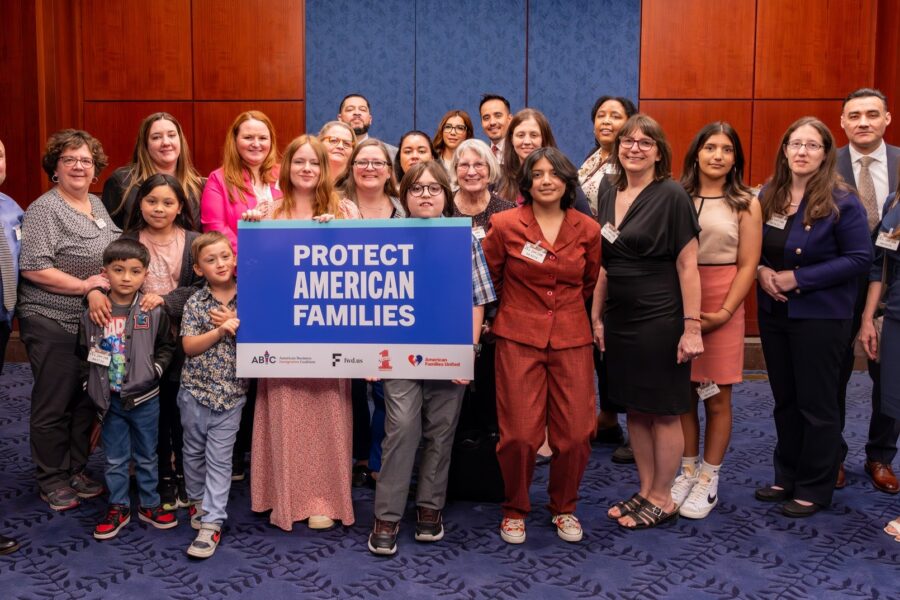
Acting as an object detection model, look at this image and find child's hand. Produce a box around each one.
[210,306,237,326]
[140,293,165,312]
[87,289,112,326]
[218,318,240,338]
[313,213,335,223]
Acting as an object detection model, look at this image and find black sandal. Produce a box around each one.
[607,493,646,520]
[618,498,678,530]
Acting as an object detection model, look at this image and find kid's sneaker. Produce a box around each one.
[671,470,699,507]
[138,505,178,529]
[94,505,131,540]
[187,523,221,559]
[679,474,719,519]
[189,502,206,530]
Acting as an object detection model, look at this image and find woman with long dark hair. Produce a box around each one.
[671,122,762,519]
[754,117,871,517]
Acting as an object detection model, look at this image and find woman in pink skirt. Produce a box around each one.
[672,123,762,519]
[245,135,360,530]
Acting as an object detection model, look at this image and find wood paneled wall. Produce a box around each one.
[640,0,891,335]
[4,0,305,207]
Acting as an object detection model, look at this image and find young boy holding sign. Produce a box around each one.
[78,239,177,540]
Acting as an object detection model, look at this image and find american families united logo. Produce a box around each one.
[408,354,423,366]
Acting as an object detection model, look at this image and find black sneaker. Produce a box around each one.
[611,442,635,464]
[367,518,399,556]
[69,472,104,499]
[159,477,178,511]
[94,505,131,540]
[415,507,444,542]
[40,486,81,511]
[352,464,373,488]
[231,455,246,482]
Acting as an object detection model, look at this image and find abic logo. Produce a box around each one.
[251,351,277,364]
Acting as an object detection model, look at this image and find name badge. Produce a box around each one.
[95,219,107,230]
[876,230,900,251]
[766,214,788,229]
[472,226,486,240]
[14,225,21,240]
[698,380,720,400]
[87,347,112,367]
[521,241,547,263]
[601,222,620,243]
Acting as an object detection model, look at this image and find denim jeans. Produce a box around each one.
[178,387,245,524]
[102,394,160,507]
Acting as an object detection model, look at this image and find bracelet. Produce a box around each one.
[683,316,701,322]
[720,306,733,316]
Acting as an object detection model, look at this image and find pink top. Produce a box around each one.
[200,166,282,252]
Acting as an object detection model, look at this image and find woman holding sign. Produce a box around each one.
[367,161,496,556]
[481,147,601,545]
[245,135,361,531]
[592,115,702,530]
[754,117,871,517]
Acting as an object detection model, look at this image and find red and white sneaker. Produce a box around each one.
[94,505,131,540]
[500,517,526,544]
[551,513,583,542]
[187,523,221,559]
[138,505,178,529]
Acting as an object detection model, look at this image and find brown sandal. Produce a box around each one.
[607,493,646,520]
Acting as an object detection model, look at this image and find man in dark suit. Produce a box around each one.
[836,88,900,494]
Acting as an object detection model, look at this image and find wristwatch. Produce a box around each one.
[473,343,482,356]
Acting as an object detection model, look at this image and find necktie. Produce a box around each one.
[491,144,500,158]
[0,222,16,313]
[857,155,879,230]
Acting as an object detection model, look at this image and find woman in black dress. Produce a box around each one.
[591,114,703,529]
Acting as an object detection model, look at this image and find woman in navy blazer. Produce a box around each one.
[755,117,872,517]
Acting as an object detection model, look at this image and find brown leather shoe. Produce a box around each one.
[865,461,900,494]
[834,463,846,489]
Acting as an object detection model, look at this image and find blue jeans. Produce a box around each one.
[102,394,160,507]
[177,387,245,524]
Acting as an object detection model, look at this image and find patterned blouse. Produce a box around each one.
[180,284,248,411]
[578,148,617,215]
[451,191,516,232]
[17,189,121,333]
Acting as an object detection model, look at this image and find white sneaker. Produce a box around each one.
[308,515,335,529]
[680,475,719,519]
[551,513,583,542]
[500,517,526,544]
[187,523,221,559]
[671,471,699,507]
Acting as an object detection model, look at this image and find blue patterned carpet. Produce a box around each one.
[0,362,897,599]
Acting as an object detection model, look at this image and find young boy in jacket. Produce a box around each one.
[78,239,177,539]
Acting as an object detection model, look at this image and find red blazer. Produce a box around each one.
[482,205,601,349]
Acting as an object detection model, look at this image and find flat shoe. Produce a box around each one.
[308,515,335,529]
[607,493,646,520]
[755,485,788,502]
[883,517,900,538]
[619,498,678,530]
[781,500,820,518]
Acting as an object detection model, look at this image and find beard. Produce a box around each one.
[353,124,370,136]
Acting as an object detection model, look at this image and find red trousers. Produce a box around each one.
[495,338,595,518]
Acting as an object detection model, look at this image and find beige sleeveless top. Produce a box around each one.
[693,196,740,265]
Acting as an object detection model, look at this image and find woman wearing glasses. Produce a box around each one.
[317,121,357,183]
[368,161,495,556]
[754,117,871,517]
[394,130,438,183]
[336,138,403,490]
[433,110,474,188]
[18,130,120,511]
[592,115,702,529]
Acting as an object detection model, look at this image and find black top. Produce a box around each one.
[102,166,205,230]
[451,191,516,230]
[761,213,796,273]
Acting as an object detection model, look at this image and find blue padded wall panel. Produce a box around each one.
[305,0,415,145]
[414,0,526,144]
[526,0,640,163]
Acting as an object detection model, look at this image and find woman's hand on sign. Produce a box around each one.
[242,209,264,222]
[313,213,335,223]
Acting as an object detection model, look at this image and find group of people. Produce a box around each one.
[0,86,898,560]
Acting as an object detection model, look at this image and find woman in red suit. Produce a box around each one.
[482,147,601,545]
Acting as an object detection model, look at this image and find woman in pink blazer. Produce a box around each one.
[201,110,282,253]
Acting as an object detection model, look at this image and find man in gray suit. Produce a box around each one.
[836,88,900,494]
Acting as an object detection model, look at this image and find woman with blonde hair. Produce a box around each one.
[246,135,360,530]
[318,120,357,183]
[102,112,205,229]
[201,110,281,253]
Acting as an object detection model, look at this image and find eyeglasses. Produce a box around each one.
[457,162,487,172]
[409,183,443,197]
[324,136,352,150]
[619,138,656,151]
[353,159,388,170]
[59,156,95,167]
[443,124,468,134]
[785,141,823,152]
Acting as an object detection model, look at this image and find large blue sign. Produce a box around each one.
[236,218,474,379]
